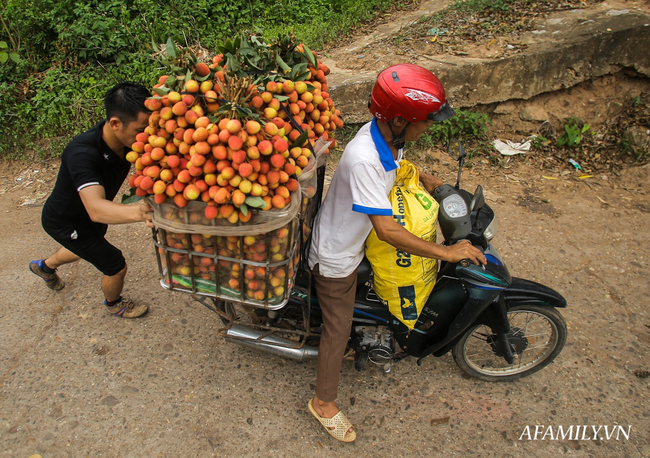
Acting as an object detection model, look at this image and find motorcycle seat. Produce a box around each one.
[356,257,373,287]
[294,257,373,293]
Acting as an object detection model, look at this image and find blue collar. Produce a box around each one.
[370,118,400,171]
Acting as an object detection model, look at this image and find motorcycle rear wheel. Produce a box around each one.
[215,300,237,326]
[452,305,567,382]
[214,300,309,333]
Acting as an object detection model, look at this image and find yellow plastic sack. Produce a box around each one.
[365,160,439,330]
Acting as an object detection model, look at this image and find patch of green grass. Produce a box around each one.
[450,0,518,14]
[266,0,402,49]
[415,109,489,148]
[408,109,491,165]
[557,117,590,148]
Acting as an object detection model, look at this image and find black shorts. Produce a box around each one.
[42,219,126,276]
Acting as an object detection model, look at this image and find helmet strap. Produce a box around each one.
[388,119,409,150]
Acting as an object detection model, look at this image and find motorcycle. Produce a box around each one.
[202,138,568,382]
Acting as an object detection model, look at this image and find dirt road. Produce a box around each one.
[1,153,648,457]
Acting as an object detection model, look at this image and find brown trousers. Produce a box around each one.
[311,264,358,402]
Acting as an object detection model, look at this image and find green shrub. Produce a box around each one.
[0,0,406,158]
[265,0,397,49]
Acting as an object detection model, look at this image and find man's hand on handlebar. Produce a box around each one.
[419,172,444,195]
[444,240,487,266]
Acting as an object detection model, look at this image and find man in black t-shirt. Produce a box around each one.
[30,82,154,318]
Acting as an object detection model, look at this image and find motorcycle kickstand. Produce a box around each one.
[392,352,409,364]
[383,352,410,373]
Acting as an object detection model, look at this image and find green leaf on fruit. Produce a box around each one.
[290,129,309,149]
[153,86,170,96]
[275,55,292,73]
[235,106,255,118]
[215,103,232,114]
[305,83,316,92]
[195,73,210,82]
[243,58,262,72]
[295,71,312,82]
[226,55,241,72]
[245,196,265,208]
[121,188,143,204]
[240,203,248,217]
[274,95,289,102]
[238,46,256,56]
[223,39,235,54]
[290,63,308,80]
[301,43,318,68]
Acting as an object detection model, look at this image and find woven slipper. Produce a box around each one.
[308,399,356,443]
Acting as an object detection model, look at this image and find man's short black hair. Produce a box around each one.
[104,82,151,125]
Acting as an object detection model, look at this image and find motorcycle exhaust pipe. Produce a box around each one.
[224,324,319,361]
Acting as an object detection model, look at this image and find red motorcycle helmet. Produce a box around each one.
[368,63,454,123]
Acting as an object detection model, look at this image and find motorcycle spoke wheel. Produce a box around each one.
[215,300,238,326]
[452,305,567,382]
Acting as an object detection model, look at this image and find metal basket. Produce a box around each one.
[150,190,302,310]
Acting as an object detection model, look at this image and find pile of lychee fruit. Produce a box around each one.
[125,44,342,226]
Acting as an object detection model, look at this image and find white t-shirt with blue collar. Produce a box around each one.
[308,119,402,278]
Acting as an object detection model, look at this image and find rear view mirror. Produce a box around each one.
[449,137,467,189]
[470,185,485,212]
[448,137,466,162]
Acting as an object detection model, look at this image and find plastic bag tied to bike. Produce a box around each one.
[365,160,440,330]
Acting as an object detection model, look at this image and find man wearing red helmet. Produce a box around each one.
[307,63,486,442]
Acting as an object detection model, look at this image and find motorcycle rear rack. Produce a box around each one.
[194,282,317,351]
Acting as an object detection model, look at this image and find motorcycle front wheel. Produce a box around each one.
[452,305,567,382]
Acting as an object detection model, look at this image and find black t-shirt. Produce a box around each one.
[42,121,131,234]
